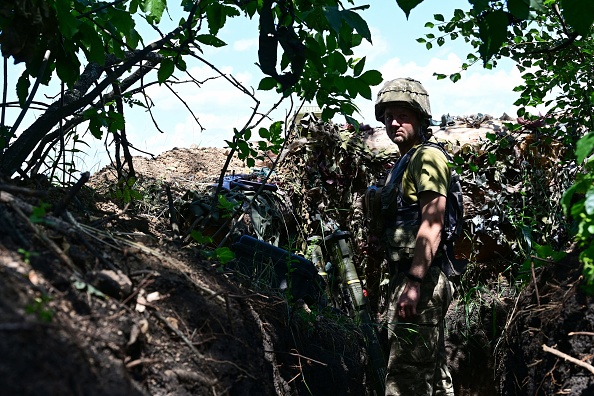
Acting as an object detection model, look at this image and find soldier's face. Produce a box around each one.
[384,104,421,148]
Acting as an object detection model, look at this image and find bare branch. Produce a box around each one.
[164,81,204,132]
[1,20,190,176]
[20,57,162,176]
[542,344,594,375]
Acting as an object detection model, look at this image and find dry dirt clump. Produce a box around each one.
[0,143,372,396]
[88,146,252,189]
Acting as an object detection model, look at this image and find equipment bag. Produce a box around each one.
[382,141,467,277]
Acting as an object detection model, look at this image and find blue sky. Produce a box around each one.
[6,0,525,173]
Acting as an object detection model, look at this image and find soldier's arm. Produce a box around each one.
[396,191,445,319]
[409,190,446,280]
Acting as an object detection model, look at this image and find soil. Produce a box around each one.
[1,141,593,396]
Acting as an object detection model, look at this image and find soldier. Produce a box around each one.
[374,78,455,395]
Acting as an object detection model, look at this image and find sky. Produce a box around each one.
[5,0,526,174]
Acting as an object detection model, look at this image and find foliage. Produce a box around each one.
[72,276,107,298]
[191,229,235,265]
[396,0,594,291]
[453,130,573,264]
[25,293,54,322]
[17,247,39,264]
[0,0,382,182]
[29,202,51,224]
[561,131,594,292]
[110,177,143,203]
[217,194,239,219]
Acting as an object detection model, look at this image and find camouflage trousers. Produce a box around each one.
[385,265,454,396]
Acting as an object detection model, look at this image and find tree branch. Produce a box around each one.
[542,344,594,375]
[1,21,186,176]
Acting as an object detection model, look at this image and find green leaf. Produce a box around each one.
[359,69,383,86]
[357,80,372,99]
[469,0,490,12]
[143,0,167,24]
[327,52,348,74]
[508,0,530,20]
[54,0,80,39]
[190,230,213,244]
[196,34,227,48]
[107,110,125,133]
[529,0,546,12]
[259,127,271,139]
[78,23,105,65]
[16,72,31,108]
[343,114,359,129]
[533,243,567,262]
[323,6,344,33]
[158,58,175,83]
[237,140,249,157]
[478,10,509,64]
[326,34,337,52]
[55,50,81,87]
[258,77,278,91]
[343,10,372,43]
[215,247,235,264]
[434,14,445,22]
[206,2,226,35]
[454,8,466,20]
[88,113,106,139]
[449,72,461,83]
[395,0,425,19]
[434,73,447,80]
[561,0,594,36]
[245,0,258,17]
[129,0,140,13]
[176,58,187,71]
[353,57,366,77]
[576,132,594,164]
[107,7,135,37]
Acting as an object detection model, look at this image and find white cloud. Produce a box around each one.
[233,38,259,52]
[357,26,389,64]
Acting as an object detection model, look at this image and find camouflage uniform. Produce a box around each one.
[373,78,455,395]
[385,265,454,395]
[381,148,455,395]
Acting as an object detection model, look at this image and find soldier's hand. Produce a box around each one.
[397,281,420,320]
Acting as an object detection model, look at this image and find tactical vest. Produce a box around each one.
[375,141,467,277]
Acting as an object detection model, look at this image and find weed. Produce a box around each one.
[17,248,39,264]
[25,294,54,323]
[29,203,50,224]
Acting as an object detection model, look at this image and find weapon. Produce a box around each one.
[230,231,386,395]
[319,230,386,396]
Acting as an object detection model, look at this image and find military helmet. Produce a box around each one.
[374,77,432,123]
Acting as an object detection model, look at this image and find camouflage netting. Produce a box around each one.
[272,113,577,394]
[275,114,399,313]
[275,113,575,299]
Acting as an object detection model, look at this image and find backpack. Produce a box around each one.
[383,141,467,277]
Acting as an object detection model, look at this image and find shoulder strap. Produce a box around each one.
[422,141,452,161]
[385,146,420,186]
